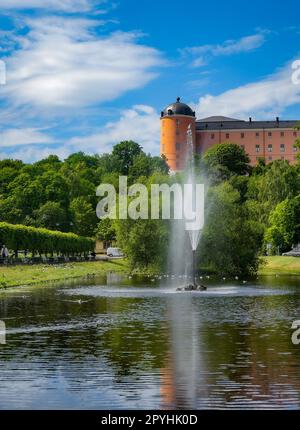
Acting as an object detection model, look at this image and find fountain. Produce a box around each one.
[169,124,205,291]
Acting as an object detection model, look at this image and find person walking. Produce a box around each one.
[0,245,9,262]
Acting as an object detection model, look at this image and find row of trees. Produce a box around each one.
[0,222,95,256]
[1,135,300,275]
[0,141,169,238]
[100,139,300,276]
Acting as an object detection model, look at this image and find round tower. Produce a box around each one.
[160,97,196,171]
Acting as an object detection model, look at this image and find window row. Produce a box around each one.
[210,131,298,139]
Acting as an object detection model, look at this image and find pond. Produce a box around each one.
[0,274,300,409]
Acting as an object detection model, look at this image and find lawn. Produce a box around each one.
[259,256,300,275]
[0,259,129,289]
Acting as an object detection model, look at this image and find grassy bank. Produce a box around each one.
[259,256,300,275]
[0,259,129,289]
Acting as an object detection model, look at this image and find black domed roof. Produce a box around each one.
[161,97,195,117]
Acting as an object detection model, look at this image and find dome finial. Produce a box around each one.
[176,97,180,103]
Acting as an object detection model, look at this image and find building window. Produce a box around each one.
[293,131,297,137]
[293,146,298,152]
[268,132,272,137]
[256,144,260,152]
[268,144,273,152]
[176,143,181,150]
[241,133,245,139]
[211,133,215,139]
[280,131,285,137]
[280,143,285,152]
[256,132,260,138]
[226,133,230,139]
[268,156,272,161]
[176,119,180,126]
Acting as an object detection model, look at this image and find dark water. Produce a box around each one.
[1,274,300,409]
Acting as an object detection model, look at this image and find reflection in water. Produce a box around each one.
[0,275,300,409]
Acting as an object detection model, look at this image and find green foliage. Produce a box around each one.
[202,142,251,181]
[247,160,300,225]
[34,202,68,231]
[70,197,98,237]
[199,182,263,276]
[112,141,143,175]
[96,218,116,242]
[0,222,94,255]
[264,196,300,252]
[115,217,169,272]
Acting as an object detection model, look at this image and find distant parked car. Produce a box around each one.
[106,247,124,257]
[282,245,300,257]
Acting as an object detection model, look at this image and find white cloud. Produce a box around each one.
[67,104,160,154]
[0,145,70,163]
[2,17,164,108]
[0,105,160,162]
[0,0,94,12]
[0,127,53,147]
[182,32,266,67]
[193,61,300,119]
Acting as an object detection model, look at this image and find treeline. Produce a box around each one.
[107,140,300,276]
[0,222,95,256]
[0,141,169,238]
[1,137,300,275]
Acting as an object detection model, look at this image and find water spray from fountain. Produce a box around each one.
[169,124,205,291]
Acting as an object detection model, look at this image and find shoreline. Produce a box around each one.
[0,259,129,289]
[1,256,300,290]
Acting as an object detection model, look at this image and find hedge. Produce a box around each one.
[0,222,95,256]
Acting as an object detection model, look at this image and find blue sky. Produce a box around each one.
[1,0,300,161]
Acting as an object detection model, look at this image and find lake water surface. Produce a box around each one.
[1,274,300,409]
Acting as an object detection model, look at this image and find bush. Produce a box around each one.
[0,222,95,256]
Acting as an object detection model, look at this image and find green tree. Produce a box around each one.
[202,142,251,181]
[70,197,97,237]
[247,160,299,225]
[264,196,300,252]
[112,141,143,175]
[115,218,168,272]
[96,218,116,242]
[34,202,69,231]
[199,182,263,276]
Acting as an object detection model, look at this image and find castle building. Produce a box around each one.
[160,98,300,171]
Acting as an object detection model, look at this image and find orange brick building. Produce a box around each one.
[160,98,300,171]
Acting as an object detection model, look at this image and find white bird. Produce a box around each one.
[63,299,91,304]
[235,276,239,280]
[243,280,247,284]
[222,277,226,281]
